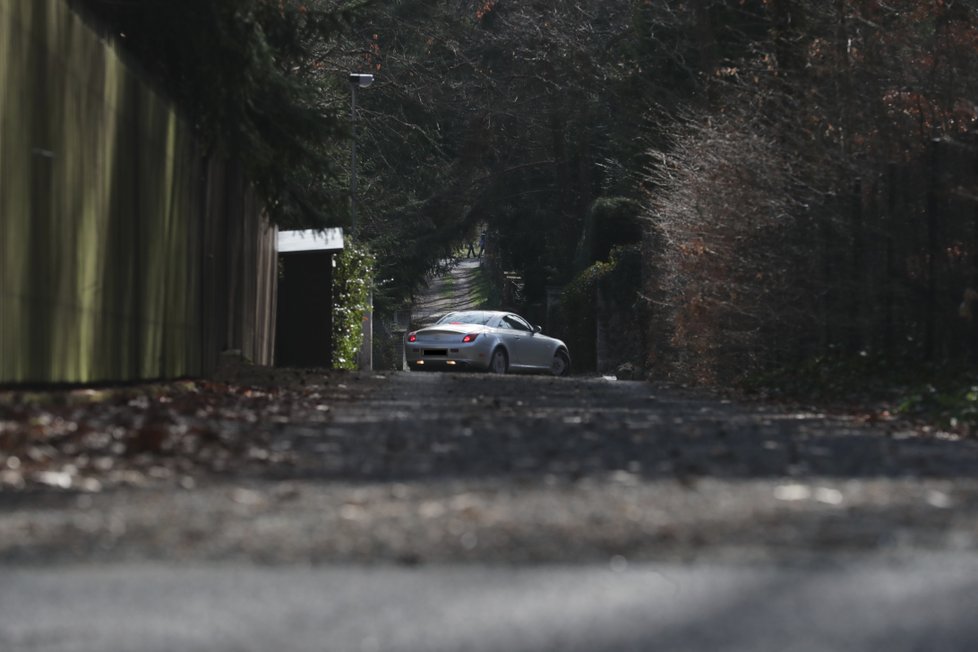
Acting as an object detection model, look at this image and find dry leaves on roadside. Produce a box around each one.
[0,379,337,493]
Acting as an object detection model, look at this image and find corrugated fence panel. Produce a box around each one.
[255,216,278,366]
[0,0,276,384]
[0,0,30,381]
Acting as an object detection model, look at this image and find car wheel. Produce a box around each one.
[489,348,508,374]
[550,350,570,377]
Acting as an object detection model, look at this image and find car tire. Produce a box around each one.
[550,350,570,377]
[489,348,508,374]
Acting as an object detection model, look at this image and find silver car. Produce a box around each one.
[404,310,571,376]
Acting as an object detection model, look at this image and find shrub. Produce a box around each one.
[333,241,375,370]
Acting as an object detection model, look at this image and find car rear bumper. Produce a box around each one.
[404,343,491,371]
[407,359,484,371]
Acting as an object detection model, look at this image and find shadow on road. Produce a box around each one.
[266,372,978,485]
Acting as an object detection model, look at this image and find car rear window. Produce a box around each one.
[436,311,493,326]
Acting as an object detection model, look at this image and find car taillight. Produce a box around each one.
[407,333,417,343]
[462,333,479,343]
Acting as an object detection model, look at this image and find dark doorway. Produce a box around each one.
[275,251,334,368]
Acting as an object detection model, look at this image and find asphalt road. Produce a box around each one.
[3,557,978,652]
[3,370,978,650]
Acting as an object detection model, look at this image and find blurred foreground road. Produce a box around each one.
[4,558,978,652]
[2,370,978,650]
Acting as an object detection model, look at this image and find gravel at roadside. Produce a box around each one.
[2,370,977,565]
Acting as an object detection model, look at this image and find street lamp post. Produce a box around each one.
[349,73,374,233]
[349,73,374,371]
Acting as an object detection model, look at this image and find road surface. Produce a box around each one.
[3,557,978,652]
[2,371,978,650]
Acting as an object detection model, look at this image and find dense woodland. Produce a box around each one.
[76,0,978,387]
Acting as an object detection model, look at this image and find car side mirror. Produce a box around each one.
[533,325,542,334]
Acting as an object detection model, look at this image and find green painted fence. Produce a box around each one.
[0,0,276,384]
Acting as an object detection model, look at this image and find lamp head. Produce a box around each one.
[349,73,375,88]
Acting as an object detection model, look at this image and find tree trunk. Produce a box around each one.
[925,139,941,361]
